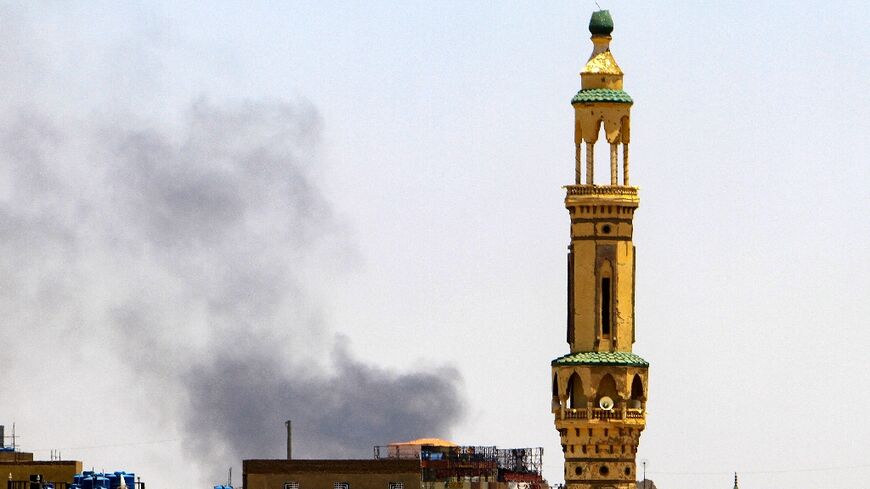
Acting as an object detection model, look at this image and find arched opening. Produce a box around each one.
[578,118,604,185]
[552,374,561,412]
[567,373,586,409]
[629,374,644,409]
[620,115,631,186]
[630,375,644,400]
[596,374,619,407]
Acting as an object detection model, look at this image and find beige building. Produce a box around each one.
[244,459,421,489]
[550,10,649,489]
[0,450,82,489]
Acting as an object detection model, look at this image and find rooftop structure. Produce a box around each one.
[244,439,546,489]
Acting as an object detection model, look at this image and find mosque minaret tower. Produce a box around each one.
[551,10,649,489]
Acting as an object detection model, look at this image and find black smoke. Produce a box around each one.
[0,98,464,477]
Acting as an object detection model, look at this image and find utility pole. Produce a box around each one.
[285,420,292,460]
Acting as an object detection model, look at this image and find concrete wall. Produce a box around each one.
[0,460,82,484]
[243,460,422,489]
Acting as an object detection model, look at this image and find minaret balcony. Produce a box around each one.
[564,185,639,216]
[564,185,639,209]
[565,185,637,197]
[557,406,645,423]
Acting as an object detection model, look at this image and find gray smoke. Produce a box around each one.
[0,98,464,477]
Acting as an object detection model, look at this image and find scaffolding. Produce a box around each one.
[496,447,543,477]
[373,444,543,483]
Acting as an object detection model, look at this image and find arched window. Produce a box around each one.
[567,373,586,409]
[552,374,559,399]
[629,375,645,408]
[596,374,619,406]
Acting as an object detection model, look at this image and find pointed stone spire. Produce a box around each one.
[733,472,739,489]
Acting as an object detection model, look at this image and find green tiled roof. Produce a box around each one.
[552,351,649,367]
[571,89,633,105]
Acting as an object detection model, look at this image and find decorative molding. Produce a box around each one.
[565,185,638,196]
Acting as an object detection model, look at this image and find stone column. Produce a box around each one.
[575,144,583,184]
[585,141,594,185]
[610,143,618,185]
[623,143,630,186]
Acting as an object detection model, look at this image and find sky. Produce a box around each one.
[0,1,868,489]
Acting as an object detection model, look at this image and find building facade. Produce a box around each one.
[243,441,545,489]
[0,450,82,489]
[550,10,649,489]
[243,459,422,489]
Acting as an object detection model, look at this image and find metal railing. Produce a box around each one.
[8,481,69,489]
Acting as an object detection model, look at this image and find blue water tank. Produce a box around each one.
[123,475,135,488]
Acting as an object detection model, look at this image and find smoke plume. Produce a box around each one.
[0,14,465,481]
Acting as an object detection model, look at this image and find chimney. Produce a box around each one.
[0,425,4,448]
[285,420,292,460]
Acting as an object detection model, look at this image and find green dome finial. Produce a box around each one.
[589,10,614,36]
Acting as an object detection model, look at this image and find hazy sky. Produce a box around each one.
[1,2,868,489]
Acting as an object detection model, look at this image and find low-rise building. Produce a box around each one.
[244,439,547,489]
[1,448,82,489]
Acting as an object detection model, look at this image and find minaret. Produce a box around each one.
[551,10,649,489]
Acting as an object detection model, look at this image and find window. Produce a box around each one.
[284,483,299,489]
[601,277,612,335]
[567,250,575,344]
[389,483,404,489]
[334,483,349,489]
